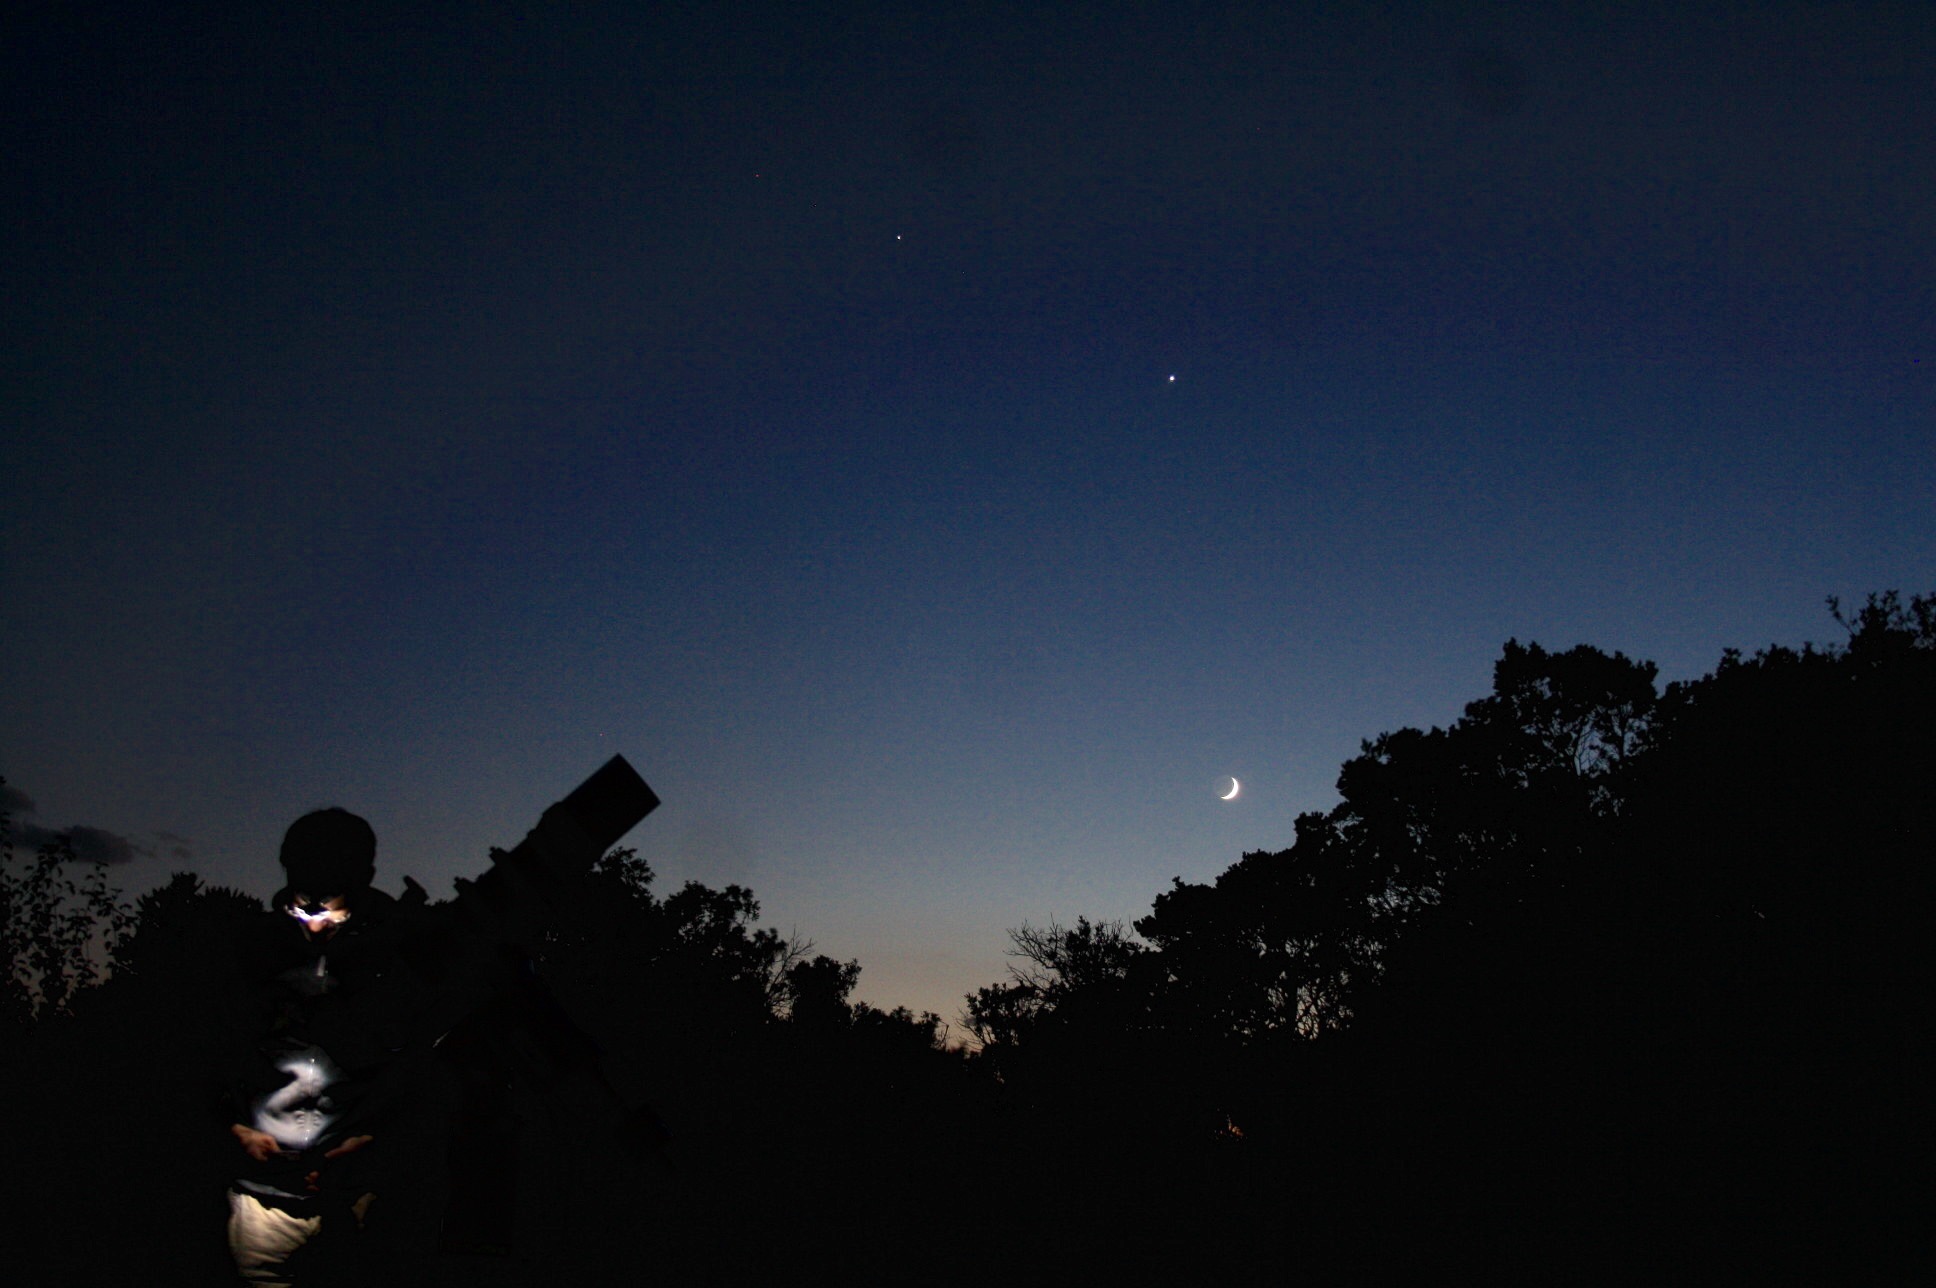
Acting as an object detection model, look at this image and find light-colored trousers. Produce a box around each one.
[227,1189,374,1287]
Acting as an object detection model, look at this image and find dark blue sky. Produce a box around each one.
[5,1,1931,1025]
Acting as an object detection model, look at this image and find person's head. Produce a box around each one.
[278,807,375,939]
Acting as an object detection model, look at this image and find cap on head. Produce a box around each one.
[279,807,377,897]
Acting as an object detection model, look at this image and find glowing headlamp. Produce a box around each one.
[287,903,350,929]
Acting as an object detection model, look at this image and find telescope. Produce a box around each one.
[453,754,660,946]
[385,754,659,1014]
[413,755,666,1252]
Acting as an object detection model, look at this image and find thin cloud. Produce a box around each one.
[3,785,147,866]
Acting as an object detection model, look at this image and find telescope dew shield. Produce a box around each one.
[555,756,661,856]
[527,755,661,881]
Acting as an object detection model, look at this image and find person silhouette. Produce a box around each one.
[226,807,409,1286]
[223,759,664,1284]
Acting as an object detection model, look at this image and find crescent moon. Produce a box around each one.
[1220,777,1240,801]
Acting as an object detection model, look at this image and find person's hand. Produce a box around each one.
[322,1134,374,1160]
[230,1124,282,1162]
[304,1134,374,1193]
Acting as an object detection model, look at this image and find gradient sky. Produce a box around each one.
[5,1,1931,1028]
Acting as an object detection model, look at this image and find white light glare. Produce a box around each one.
[287,905,349,928]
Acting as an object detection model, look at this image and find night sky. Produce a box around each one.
[5,1,1931,1027]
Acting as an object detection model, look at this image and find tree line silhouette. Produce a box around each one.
[4,592,1928,1280]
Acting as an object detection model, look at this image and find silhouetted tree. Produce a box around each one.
[3,864,256,1281]
[782,953,863,1029]
[961,917,1145,1052]
[847,1001,947,1054]
[1125,642,1660,1049]
[960,978,1043,1051]
[533,847,798,1048]
[110,870,264,987]
[0,779,133,1030]
[959,596,1933,1277]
